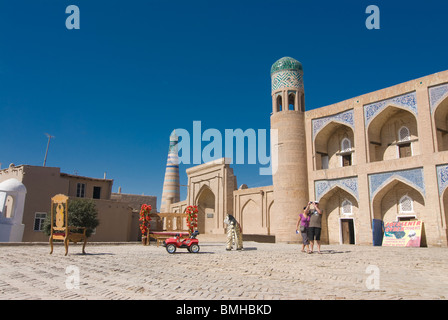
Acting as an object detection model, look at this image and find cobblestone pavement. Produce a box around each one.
[0,242,447,300]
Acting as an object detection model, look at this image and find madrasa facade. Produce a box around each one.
[160,57,448,247]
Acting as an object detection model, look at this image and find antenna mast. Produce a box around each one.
[43,133,55,167]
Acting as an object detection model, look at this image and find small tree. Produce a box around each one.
[43,198,100,238]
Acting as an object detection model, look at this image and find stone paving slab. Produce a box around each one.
[0,242,447,300]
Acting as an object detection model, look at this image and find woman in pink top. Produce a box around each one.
[296,206,311,253]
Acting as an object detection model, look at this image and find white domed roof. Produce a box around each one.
[0,178,27,193]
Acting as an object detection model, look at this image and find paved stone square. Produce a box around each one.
[0,242,447,300]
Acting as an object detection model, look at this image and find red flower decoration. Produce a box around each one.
[139,204,152,237]
[185,205,198,235]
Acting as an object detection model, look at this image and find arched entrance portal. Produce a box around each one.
[196,186,215,234]
[318,186,359,245]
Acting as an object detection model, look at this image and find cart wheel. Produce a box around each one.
[189,244,200,253]
[166,244,176,254]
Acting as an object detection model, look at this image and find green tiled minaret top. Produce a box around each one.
[270,57,303,75]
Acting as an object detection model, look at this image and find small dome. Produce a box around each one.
[0,178,27,193]
[270,57,303,75]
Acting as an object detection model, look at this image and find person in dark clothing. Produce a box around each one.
[306,201,322,254]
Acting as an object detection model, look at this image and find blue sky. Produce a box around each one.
[1,0,447,210]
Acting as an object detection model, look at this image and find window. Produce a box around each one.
[341,138,351,152]
[342,155,352,167]
[321,155,329,169]
[288,93,295,110]
[398,126,410,142]
[76,183,86,198]
[342,199,352,215]
[34,212,47,231]
[93,186,101,199]
[5,195,14,218]
[301,94,305,112]
[398,126,412,158]
[340,138,352,167]
[398,143,412,158]
[399,195,413,213]
[276,95,283,112]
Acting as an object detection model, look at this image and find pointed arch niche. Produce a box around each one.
[432,93,448,152]
[371,179,425,223]
[241,199,261,234]
[312,109,355,171]
[314,121,355,170]
[365,91,419,163]
[195,185,216,234]
[317,186,359,245]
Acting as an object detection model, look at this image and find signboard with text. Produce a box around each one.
[382,220,423,247]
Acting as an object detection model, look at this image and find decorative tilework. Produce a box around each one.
[368,168,425,201]
[161,131,180,212]
[429,83,448,113]
[312,109,354,140]
[436,164,448,195]
[364,91,417,126]
[271,70,303,92]
[270,57,303,75]
[315,177,359,202]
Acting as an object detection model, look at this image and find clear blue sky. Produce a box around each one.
[1,0,447,210]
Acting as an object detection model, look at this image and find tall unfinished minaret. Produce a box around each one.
[160,130,180,213]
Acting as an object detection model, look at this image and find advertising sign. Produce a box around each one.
[382,220,422,247]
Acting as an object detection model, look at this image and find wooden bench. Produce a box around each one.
[146,213,190,246]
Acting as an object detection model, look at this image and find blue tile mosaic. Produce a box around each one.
[368,167,425,201]
[312,109,354,140]
[429,83,448,113]
[364,91,417,126]
[436,164,448,195]
[271,70,303,92]
[315,177,358,202]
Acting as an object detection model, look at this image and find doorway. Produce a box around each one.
[398,143,412,158]
[340,218,355,244]
[196,187,215,234]
[397,215,417,222]
[342,154,352,167]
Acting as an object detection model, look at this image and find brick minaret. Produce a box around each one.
[270,57,309,243]
[160,130,180,213]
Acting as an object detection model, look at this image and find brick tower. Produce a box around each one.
[270,57,309,243]
[160,130,180,213]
